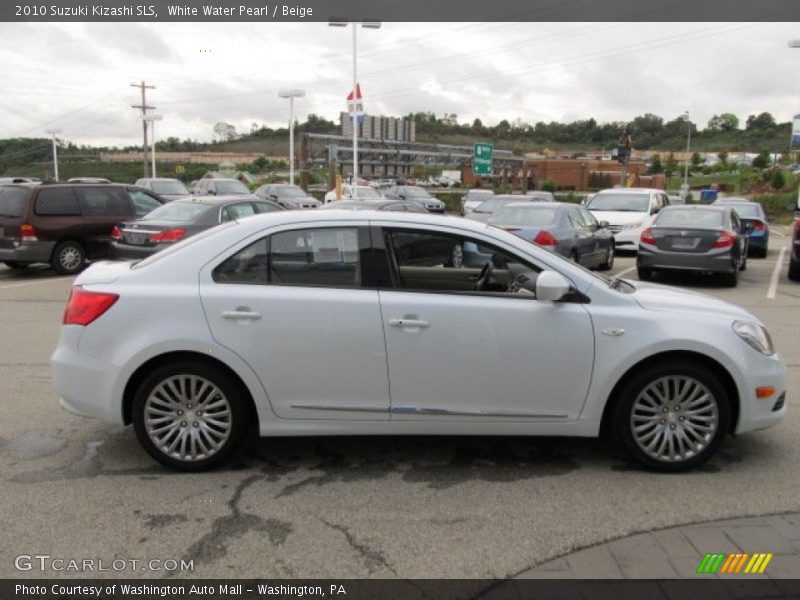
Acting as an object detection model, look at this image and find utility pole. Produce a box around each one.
[145,114,163,178]
[131,81,155,179]
[44,129,62,181]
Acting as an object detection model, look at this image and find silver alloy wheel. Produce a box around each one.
[144,374,232,462]
[59,246,82,271]
[630,375,719,463]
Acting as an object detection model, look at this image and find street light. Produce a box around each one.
[144,114,163,178]
[44,129,62,182]
[329,20,381,199]
[683,111,692,194]
[278,89,306,186]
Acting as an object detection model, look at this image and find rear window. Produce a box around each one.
[0,187,29,218]
[490,206,559,227]
[34,188,81,216]
[656,208,725,227]
[728,204,761,218]
[142,201,212,222]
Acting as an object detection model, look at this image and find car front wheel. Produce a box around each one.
[132,362,247,471]
[611,361,731,472]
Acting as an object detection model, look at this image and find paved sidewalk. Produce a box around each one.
[517,513,800,579]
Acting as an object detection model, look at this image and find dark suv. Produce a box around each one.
[0,183,164,274]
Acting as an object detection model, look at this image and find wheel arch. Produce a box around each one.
[122,350,258,427]
[599,350,740,439]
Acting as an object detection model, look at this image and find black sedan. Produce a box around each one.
[110,195,284,260]
[636,205,748,286]
[254,183,320,209]
[383,186,446,213]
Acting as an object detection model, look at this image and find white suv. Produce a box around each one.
[586,188,670,251]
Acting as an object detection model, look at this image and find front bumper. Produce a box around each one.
[637,244,737,274]
[0,240,55,264]
[735,352,786,434]
[610,226,645,249]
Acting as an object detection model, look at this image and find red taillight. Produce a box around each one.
[533,230,558,246]
[151,228,186,243]
[63,287,119,326]
[20,224,37,242]
[640,228,656,245]
[751,220,766,232]
[110,226,122,241]
[713,231,735,248]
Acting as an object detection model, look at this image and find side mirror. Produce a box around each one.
[535,271,571,302]
[597,220,609,229]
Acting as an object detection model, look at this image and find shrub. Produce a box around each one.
[771,170,786,190]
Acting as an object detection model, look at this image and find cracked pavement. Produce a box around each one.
[0,239,798,579]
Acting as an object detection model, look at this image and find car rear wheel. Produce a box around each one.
[739,253,747,272]
[611,361,730,472]
[132,362,247,471]
[51,240,86,275]
[599,242,615,271]
[722,266,738,287]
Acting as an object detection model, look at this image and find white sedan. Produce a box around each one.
[51,211,786,472]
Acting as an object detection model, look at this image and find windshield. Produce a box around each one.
[141,201,211,222]
[151,181,189,195]
[402,187,432,199]
[215,180,249,194]
[587,193,650,212]
[133,221,237,269]
[275,185,308,198]
[655,208,725,227]
[489,206,559,227]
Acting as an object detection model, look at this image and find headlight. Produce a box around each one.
[733,321,775,355]
[623,221,644,230]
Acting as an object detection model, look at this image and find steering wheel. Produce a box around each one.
[474,261,494,291]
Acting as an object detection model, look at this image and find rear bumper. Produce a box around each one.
[747,231,768,250]
[0,241,55,264]
[637,244,736,273]
[109,241,161,260]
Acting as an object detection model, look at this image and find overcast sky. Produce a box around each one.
[1,21,799,147]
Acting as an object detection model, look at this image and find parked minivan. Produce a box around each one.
[0,182,164,274]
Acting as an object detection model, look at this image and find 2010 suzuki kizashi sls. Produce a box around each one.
[51,211,786,471]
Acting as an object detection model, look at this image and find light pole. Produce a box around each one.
[278,89,305,186]
[683,111,692,193]
[329,20,381,199]
[44,129,62,181]
[145,114,162,178]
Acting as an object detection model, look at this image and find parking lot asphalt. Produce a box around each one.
[0,226,798,581]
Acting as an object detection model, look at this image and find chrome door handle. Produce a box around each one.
[222,310,262,320]
[389,318,430,328]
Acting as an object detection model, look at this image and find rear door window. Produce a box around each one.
[76,187,132,217]
[34,188,81,216]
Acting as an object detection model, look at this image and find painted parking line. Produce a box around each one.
[767,246,788,300]
[615,265,637,278]
[0,276,73,290]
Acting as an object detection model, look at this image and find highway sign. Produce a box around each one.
[473,142,493,175]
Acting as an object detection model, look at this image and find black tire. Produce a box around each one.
[789,258,800,282]
[755,247,768,259]
[51,240,86,275]
[739,253,747,272]
[132,362,249,471]
[637,266,653,281]
[3,261,27,270]
[571,250,580,265]
[611,360,731,472]
[599,242,615,271]
[722,267,738,287]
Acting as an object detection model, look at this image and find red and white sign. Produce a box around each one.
[346,84,364,116]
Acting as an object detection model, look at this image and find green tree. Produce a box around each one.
[691,152,703,168]
[717,151,728,167]
[771,170,786,190]
[648,153,663,174]
[664,153,679,177]
[752,151,771,169]
[746,112,776,130]
[707,113,739,132]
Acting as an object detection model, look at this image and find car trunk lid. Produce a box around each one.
[649,227,722,253]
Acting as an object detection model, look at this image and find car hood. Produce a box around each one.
[631,280,757,322]
[588,210,649,225]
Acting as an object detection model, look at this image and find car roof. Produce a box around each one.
[595,188,661,194]
[171,194,261,206]
[137,177,182,182]
[713,197,751,203]
[662,204,728,212]
[501,201,566,209]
